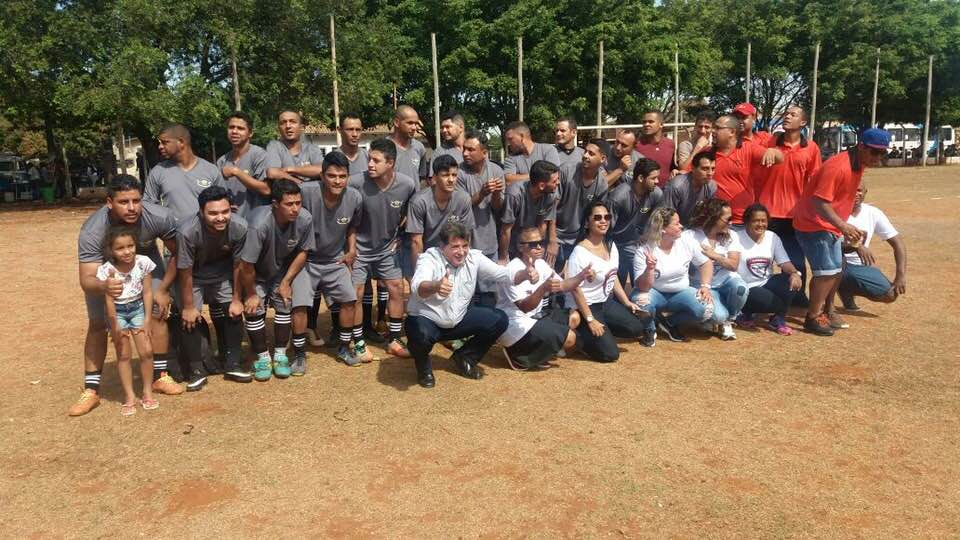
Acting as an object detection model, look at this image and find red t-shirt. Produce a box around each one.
[635,137,676,186]
[792,150,862,236]
[757,137,822,219]
[744,131,773,147]
[712,141,767,223]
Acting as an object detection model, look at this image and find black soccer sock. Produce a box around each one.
[377,288,389,323]
[292,333,307,355]
[309,289,322,331]
[352,325,366,347]
[362,280,373,328]
[339,327,353,348]
[329,303,341,334]
[244,314,268,355]
[210,303,228,363]
[84,370,102,392]
[273,312,292,350]
[388,317,403,341]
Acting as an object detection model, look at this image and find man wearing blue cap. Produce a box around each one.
[792,128,890,336]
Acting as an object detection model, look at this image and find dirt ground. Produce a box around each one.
[1,165,958,538]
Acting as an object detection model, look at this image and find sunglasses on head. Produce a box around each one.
[592,214,612,222]
[520,240,545,248]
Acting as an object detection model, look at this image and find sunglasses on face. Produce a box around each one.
[592,214,612,222]
[520,240,545,248]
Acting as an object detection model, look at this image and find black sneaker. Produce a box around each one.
[363,325,386,344]
[223,360,253,383]
[186,370,208,392]
[840,293,860,311]
[656,315,687,342]
[803,314,835,336]
[640,329,657,347]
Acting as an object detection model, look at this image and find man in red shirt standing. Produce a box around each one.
[792,128,889,336]
[733,102,772,147]
[635,111,675,186]
[712,115,782,224]
[757,105,822,305]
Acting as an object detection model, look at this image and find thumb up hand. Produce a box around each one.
[437,269,453,298]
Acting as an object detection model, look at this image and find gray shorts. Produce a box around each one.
[189,279,234,309]
[351,253,402,286]
[253,271,312,316]
[306,261,358,305]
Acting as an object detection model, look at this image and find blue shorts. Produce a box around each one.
[115,299,146,330]
[796,230,843,277]
[840,264,892,298]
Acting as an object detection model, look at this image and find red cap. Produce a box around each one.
[733,103,757,117]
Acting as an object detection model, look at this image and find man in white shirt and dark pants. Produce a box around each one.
[406,222,534,388]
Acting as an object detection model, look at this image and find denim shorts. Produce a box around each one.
[796,230,843,277]
[840,264,892,298]
[115,299,146,330]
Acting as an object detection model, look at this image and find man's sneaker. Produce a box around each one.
[735,313,756,329]
[186,370,208,392]
[503,348,527,371]
[656,315,687,342]
[720,322,737,341]
[273,353,292,378]
[353,341,373,363]
[67,389,101,417]
[840,293,860,311]
[387,338,411,358]
[224,365,253,383]
[803,313,835,336]
[253,357,273,382]
[337,345,361,367]
[828,312,850,329]
[767,314,794,336]
[640,329,657,348]
[152,373,184,395]
[291,351,307,376]
[364,325,386,344]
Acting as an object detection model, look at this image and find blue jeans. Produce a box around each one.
[405,306,508,375]
[632,287,710,331]
[710,275,749,322]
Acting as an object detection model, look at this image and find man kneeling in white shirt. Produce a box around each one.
[406,222,536,388]
[497,227,593,370]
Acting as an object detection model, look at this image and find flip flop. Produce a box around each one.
[141,398,159,410]
[120,402,137,417]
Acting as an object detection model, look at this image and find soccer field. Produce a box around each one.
[1,165,958,538]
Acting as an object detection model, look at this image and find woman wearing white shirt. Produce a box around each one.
[735,203,803,335]
[686,199,749,340]
[565,200,646,362]
[631,207,714,346]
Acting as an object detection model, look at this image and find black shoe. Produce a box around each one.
[223,361,253,383]
[363,325,386,344]
[640,329,657,347]
[803,315,835,336]
[454,355,482,380]
[186,371,208,392]
[840,294,860,311]
[417,371,436,388]
[656,315,687,342]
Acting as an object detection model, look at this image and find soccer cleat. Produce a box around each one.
[291,351,307,376]
[840,293,861,311]
[186,370,208,392]
[152,373,184,395]
[337,345,361,367]
[386,338,411,358]
[253,357,273,382]
[353,341,373,363]
[273,353,292,379]
[67,389,101,417]
[364,325,386,344]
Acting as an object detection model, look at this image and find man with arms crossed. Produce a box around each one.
[265,110,325,184]
[218,112,270,218]
[145,123,226,221]
[457,130,505,306]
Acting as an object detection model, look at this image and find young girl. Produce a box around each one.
[96,227,158,416]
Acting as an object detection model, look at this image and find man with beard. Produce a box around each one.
[604,129,644,188]
[433,111,465,164]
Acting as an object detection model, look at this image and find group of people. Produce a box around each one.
[69,102,908,416]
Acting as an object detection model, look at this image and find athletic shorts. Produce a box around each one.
[840,264,892,298]
[252,271,312,316]
[351,253,402,286]
[796,230,843,277]
[306,261,358,305]
[189,279,235,309]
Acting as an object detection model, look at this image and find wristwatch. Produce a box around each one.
[586,315,595,323]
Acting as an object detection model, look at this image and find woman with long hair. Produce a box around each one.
[686,199,749,340]
[631,207,714,346]
[563,200,646,362]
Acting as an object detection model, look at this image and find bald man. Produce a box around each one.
[145,123,226,221]
[390,105,430,184]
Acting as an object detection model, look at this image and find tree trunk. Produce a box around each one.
[42,112,64,198]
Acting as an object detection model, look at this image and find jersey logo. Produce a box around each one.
[411,158,420,166]
[390,200,403,208]
[447,215,461,223]
[747,257,771,279]
[287,238,298,248]
[337,216,350,225]
[197,178,212,188]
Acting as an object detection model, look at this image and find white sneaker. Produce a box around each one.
[720,322,737,341]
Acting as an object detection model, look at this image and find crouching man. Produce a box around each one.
[405,222,536,388]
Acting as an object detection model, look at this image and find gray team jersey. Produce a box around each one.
[332,146,369,176]
[504,142,562,176]
[663,173,717,226]
[406,189,475,250]
[176,213,248,285]
[391,137,430,181]
[502,181,558,253]
[556,163,608,245]
[608,183,665,245]
[216,144,269,218]
[77,202,177,264]
[240,205,315,281]
[348,171,417,259]
[555,144,585,170]
[432,143,464,165]
[264,139,325,174]
[457,161,505,256]
[299,183,363,264]
[604,149,645,185]
[144,159,226,221]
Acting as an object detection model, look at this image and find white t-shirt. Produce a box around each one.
[565,243,619,306]
[95,255,157,304]
[634,234,709,293]
[736,229,791,289]
[845,203,898,266]
[496,258,558,347]
[684,229,742,287]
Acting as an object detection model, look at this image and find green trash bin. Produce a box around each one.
[40,186,55,203]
